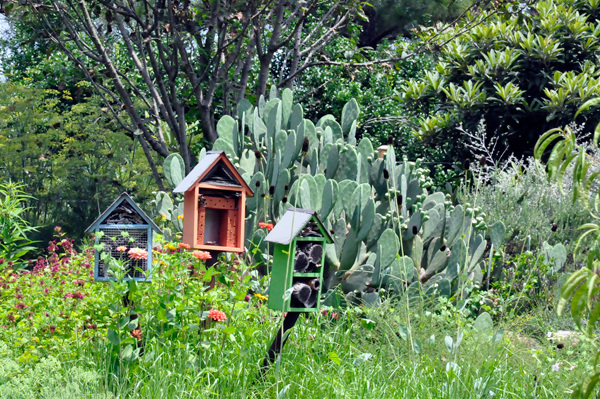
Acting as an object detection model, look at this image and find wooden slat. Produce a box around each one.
[183,188,198,248]
[196,206,206,247]
[197,183,244,192]
[193,244,244,252]
[220,210,238,247]
[203,196,236,210]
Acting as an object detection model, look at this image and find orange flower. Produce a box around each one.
[192,251,212,260]
[131,329,142,341]
[208,309,227,322]
[178,243,191,250]
[258,222,274,231]
[128,248,148,260]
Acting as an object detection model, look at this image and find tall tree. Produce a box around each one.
[3,0,360,187]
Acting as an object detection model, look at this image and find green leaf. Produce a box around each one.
[120,344,134,362]
[277,385,291,399]
[399,324,408,340]
[473,312,494,334]
[283,287,294,301]
[445,335,453,353]
[575,98,600,118]
[533,129,563,160]
[361,319,376,330]
[107,329,120,345]
[328,351,341,365]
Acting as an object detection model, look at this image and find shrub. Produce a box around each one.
[457,156,588,257]
[401,0,600,162]
[0,182,37,270]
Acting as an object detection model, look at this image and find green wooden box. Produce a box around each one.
[265,208,333,313]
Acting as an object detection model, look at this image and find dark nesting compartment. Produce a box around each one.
[294,241,323,273]
[290,276,321,308]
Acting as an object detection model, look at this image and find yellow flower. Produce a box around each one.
[254,293,267,301]
[177,215,184,220]
[161,215,166,220]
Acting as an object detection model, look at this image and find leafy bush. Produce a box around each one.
[0,182,37,271]
[457,156,588,257]
[401,0,600,162]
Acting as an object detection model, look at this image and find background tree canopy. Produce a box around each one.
[0,83,155,246]
[0,0,480,184]
[401,0,600,163]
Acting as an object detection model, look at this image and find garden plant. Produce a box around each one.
[2,0,600,396]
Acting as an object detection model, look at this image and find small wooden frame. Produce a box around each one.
[85,193,161,282]
[174,151,253,253]
[265,208,333,313]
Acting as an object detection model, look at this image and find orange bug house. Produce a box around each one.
[173,151,253,253]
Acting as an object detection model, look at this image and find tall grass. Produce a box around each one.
[1,299,587,399]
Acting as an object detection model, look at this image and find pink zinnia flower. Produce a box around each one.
[128,248,148,260]
[178,243,191,250]
[208,309,227,322]
[116,246,128,252]
[192,251,212,260]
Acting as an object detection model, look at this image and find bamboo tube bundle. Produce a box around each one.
[291,278,320,308]
[294,243,324,273]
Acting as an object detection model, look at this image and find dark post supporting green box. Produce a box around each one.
[265,208,333,313]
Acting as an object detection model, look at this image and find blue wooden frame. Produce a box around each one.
[85,193,161,283]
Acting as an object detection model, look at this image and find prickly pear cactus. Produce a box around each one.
[192,87,504,304]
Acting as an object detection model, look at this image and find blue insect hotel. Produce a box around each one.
[85,192,161,282]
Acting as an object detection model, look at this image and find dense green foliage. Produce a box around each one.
[534,104,600,398]
[295,38,433,149]
[0,82,156,243]
[0,182,37,269]
[402,0,600,162]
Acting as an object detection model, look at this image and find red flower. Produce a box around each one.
[7,313,15,323]
[208,309,227,322]
[331,312,339,320]
[258,222,274,231]
[15,302,26,310]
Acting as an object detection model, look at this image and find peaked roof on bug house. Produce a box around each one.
[173,151,254,196]
[264,208,333,245]
[85,192,162,233]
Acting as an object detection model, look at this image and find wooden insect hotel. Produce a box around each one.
[85,192,161,282]
[173,151,253,253]
[265,208,333,312]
